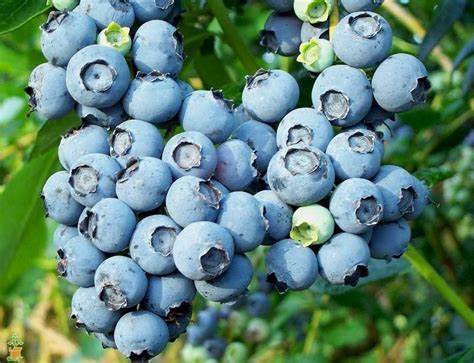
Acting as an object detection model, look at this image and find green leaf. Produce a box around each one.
[0,0,50,35]
[194,37,232,88]
[397,106,441,131]
[453,39,474,72]
[414,167,455,187]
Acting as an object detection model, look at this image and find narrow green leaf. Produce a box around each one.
[397,106,441,131]
[0,0,50,35]
[452,39,474,71]
[194,38,232,88]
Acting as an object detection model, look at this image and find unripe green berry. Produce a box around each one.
[97,22,132,55]
[223,342,249,363]
[297,38,334,73]
[51,0,79,11]
[290,204,335,246]
[244,318,269,343]
[294,0,335,24]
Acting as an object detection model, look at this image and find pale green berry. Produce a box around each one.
[182,344,214,363]
[290,204,335,246]
[97,22,132,55]
[223,342,249,363]
[297,38,334,73]
[51,0,79,11]
[294,0,335,24]
[244,318,270,343]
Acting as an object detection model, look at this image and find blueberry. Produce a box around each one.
[94,331,117,349]
[232,104,252,130]
[215,140,258,191]
[246,292,270,317]
[210,178,230,196]
[217,191,268,253]
[196,308,220,337]
[332,12,392,69]
[166,176,222,227]
[203,338,227,360]
[260,12,302,56]
[94,256,148,310]
[300,21,329,42]
[405,176,429,220]
[52,0,79,11]
[116,157,172,212]
[132,20,184,75]
[66,45,130,108]
[167,309,191,342]
[114,311,169,360]
[359,102,396,141]
[57,235,106,287]
[233,120,278,174]
[130,215,181,275]
[129,0,175,23]
[341,0,384,13]
[290,204,334,245]
[372,53,430,113]
[265,0,293,12]
[187,325,210,346]
[242,69,300,124]
[180,90,235,143]
[294,0,335,24]
[40,11,97,67]
[78,198,137,253]
[177,79,194,98]
[267,145,335,206]
[75,0,135,29]
[195,254,253,303]
[68,153,122,207]
[254,190,293,242]
[71,287,122,333]
[53,224,78,250]
[312,65,373,127]
[58,125,109,170]
[26,63,75,120]
[122,71,182,124]
[297,38,334,73]
[329,178,384,234]
[370,218,411,261]
[276,107,334,151]
[97,22,132,55]
[359,227,373,243]
[162,131,217,180]
[76,103,127,128]
[317,232,370,286]
[265,239,318,292]
[143,272,196,320]
[326,128,383,180]
[173,221,235,281]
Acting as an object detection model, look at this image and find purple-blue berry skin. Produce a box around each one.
[210,178,229,196]
[76,103,127,128]
[370,218,411,261]
[187,325,209,346]
[233,120,278,174]
[215,140,258,191]
[267,145,335,206]
[129,0,175,22]
[58,125,109,170]
[114,311,169,360]
[233,104,252,131]
[332,12,392,69]
[26,63,75,120]
[265,239,318,292]
[196,308,220,337]
[162,131,217,180]
[246,292,270,317]
[177,79,194,98]
[116,157,172,212]
[204,338,227,360]
[57,235,106,287]
[165,176,222,227]
[276,108,334,152]
[405,176,429,220]
[300,21,329,42]
[66,45,130,108]
[260,12,302,56]
[254,190,293,242]
[341,0,384,13]
[326,128,383,180]
[180,90,235,144]
[53,224,78,250]
[94,332,117,349]
[243,69,300,124]
[142,272,196,318]
[40,11,97,67]
[68,153,122,207]
[130,215,181,275]
[78,198,137,253]
[71,287,122,333]
[74,0,135,29]
[317,233,370,286]
[42,171,84,226]
[329,178,384,234]
[167,309,191,342]
[195,254,253,303]
[312,65,373,127]
[217,191,268,253]
[266,0,293,12]
[132,20,184,75]
[122,71,182,124]
[94,256,148,310]
[359,227,373,243]
[372,53,430,113]
[173,222,235,281]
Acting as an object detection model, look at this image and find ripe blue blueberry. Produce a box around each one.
[74,0,135,29]
[195,254,253,303]
[210,178,229,196]
[370,218,411,261]
[317,232,370,286]
[260,12,303,56]
[78,198,137,253]
[203,338,227,360]
[40,11,97,67]
[180,90,235,143]
[265,239,318,292]
[53,224,78,250]
[186,325,209,346]
[242,69,300,124]
[76,103,127,128]
[359,102,396,141]
[129,0,175,22]
[266,0,293,12]
[66,45,130,108]
[167,309,191,342]
[329,178,384,234]
[300,21,329,42]
[94,256,148,310]
[246,292,270,317]
[217,191,268,253]
[177,79,194,98]
[232,104,252,131]
[94,332,117,349]
[405,176,429,220]
[312,65,373,127]
[341,0,384,13]
[267,145,335,206]
[196,308,220,337]
[122,71,182,124]
[116,157,172,212]
[254,190,293,242]
[173,221,235,281]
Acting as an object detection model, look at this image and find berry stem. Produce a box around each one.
[404,244,474,328]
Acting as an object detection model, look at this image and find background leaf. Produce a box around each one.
[0,0,50,35]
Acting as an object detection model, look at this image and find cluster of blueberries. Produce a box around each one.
[32,0,431,361]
